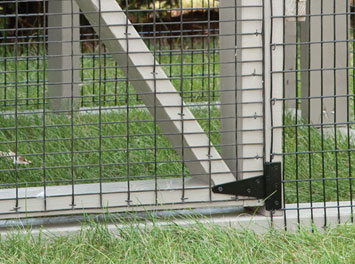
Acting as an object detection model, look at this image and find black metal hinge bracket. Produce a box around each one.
[212,162,282,211]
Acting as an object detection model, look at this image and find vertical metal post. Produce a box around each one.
[48,0,80,111]
[301,0,348,125]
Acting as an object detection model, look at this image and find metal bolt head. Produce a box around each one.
[247,188,251,194]
[218,186,223,192]
[274,201,279,206]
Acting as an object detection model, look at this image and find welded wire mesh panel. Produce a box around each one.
[0,0,265,218]
[273,0,355,227]
[0,0,221,111]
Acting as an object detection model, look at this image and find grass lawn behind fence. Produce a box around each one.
[0,48,354,204]
[0,44,220,111]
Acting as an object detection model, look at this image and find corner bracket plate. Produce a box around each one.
[212,162,282,211]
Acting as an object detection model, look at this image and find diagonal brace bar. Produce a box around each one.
[75,0,235,185]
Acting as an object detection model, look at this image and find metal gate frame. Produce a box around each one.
[0,0,289,220]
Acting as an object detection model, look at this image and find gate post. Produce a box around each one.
[220,0,265,180]
[264,0,284,162]
[263,0,284,214]
[48,0,80,111]
[220,0,238,177]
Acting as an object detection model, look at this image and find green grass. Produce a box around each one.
[283,112,355,203]
[0,107,353,203]
[0,47,354,204]
[0,43,220,112]
[0,107,220,186]
[1,221,354,263]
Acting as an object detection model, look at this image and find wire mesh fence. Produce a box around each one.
[0,0,222,179]
[0,0,354,229]
[0,0,259,218]
[274,0,355,227]
[0,0,220,111]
